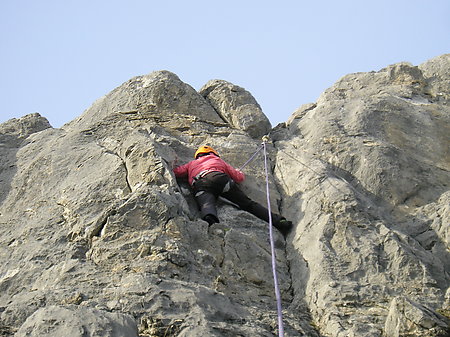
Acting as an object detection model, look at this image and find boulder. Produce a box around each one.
[200,79,272,138]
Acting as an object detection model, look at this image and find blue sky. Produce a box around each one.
[1,0,448,128]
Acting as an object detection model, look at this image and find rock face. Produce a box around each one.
[15,306,138,337]
[0,54,449,337]
[200,79,272,138]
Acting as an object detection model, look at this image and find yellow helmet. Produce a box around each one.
[194,145,219,159]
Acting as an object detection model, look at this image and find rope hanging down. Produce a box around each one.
[239,135,370,336]
[239,138,285,336]
[262,137,285,337]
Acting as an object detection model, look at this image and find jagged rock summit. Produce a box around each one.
[0,54,449,337]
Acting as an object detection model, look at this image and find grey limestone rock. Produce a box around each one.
[15,305,138,337]
[276,54,450,337]
[0,112,52,208]
[200,79,272,138]
[0,55,449,337]
[384,297,449,337]
[68,70,224,130]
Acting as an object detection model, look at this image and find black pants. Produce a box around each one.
[193,172,282,224]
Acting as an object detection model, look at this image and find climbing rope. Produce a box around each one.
[239,143,264,171]
[238,138,285,336]
[276,146,369,201]
[262,137,285,337]
[238,135,374,337]
[277,147,350,196]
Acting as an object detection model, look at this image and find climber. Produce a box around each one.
[173,145,292,237]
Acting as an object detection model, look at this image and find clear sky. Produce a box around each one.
[1,0,448,128]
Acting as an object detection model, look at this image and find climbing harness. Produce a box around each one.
[193,169,214,181]
[262,137,285,337]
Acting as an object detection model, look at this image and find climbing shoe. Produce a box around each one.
[275,218,293,237]
[204,214,219,226]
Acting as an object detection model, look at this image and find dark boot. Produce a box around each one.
[195,190,219,221]
[274,218,293,237]
[203,214,219,226]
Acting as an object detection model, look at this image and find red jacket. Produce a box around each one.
[173,154,245,185]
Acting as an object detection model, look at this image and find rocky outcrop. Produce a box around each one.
[0,113,52,207]
[0,54,449,337]
[275,54,450,337]
[200,79,272,138]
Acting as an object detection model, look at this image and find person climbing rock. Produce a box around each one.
[173,145,292,237]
